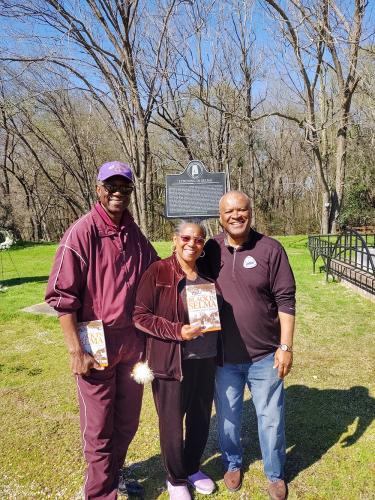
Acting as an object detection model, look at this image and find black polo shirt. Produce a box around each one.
[200,230,296,363]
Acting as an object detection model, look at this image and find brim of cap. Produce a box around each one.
[98,172,133,182]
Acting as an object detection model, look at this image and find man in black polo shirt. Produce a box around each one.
[202,191,295,500]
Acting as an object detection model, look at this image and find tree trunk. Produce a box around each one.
[332,111,349,233]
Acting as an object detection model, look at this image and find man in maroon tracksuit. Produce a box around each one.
[46,161,158,499]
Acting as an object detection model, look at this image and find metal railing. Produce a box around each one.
[308,229,375,295]
[308,234,339,273]
[329,231,375,275]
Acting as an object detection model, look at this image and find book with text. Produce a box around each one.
[186,283,221,332]
[78,319,108,367]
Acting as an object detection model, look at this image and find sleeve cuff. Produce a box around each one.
[278,305,296,316]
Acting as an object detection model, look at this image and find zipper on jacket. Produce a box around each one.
[176,274,185,381]
[232,247,237,277]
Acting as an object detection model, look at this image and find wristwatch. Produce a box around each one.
[279,344,293,352]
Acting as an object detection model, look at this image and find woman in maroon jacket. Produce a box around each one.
[134,221,220,500]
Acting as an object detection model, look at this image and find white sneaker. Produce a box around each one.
[166,480,192,500]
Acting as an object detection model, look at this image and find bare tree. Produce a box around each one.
[0,0,184,234]
[0,0,372,240]
[0,61,123,239]
[219,0,260,225]
[264,0,367,233]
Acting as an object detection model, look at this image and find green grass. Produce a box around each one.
[0,237,374,499]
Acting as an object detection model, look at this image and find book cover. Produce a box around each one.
[186,283,221,332]
[77,319,108,367]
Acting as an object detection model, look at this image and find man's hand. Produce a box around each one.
[274,349,293,379]
[181,323,203,341]
[59,313,104,376]
[69,351,103,376]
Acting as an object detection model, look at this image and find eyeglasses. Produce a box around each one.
[179,234,205,245]
[101,183,134,195]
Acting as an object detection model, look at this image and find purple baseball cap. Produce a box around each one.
[97,161,133,182]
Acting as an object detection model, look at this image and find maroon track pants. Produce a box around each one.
[76,346,143,499]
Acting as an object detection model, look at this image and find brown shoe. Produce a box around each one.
[223,470,242,492]
[268,479,287,500]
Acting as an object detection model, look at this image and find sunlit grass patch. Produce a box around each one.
[0,237,374,499]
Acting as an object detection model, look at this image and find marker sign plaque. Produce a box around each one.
[165,160,226,219]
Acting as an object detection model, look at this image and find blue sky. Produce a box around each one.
[0,0,374,108]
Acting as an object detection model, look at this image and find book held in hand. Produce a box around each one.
[78,319,108,367]
[186,283,221,332]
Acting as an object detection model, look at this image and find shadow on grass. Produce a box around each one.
[133,384,374,498]
[284,385,374,481]
[0,275,49,287]
[128,454,165,499]
[204,384,374,483]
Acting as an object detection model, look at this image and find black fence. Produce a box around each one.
[308,229,375,296]
[308,234,339,274]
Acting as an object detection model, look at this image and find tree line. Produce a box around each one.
[0,0,374,241]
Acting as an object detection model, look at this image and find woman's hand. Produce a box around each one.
[181,323,202,341]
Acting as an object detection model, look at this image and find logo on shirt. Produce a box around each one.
[243,256,257,269]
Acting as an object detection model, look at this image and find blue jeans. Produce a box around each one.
[215,353,285,481]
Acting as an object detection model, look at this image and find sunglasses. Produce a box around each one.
[102,183,134,195]
[179,234,205,245]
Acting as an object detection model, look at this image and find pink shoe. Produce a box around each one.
[166,480,192,500]
[188,471,215,495]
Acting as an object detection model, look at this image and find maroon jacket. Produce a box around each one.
[133,253,222,381]
[45,203,158,360]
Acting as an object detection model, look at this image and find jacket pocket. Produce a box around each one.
[147,336,181,380]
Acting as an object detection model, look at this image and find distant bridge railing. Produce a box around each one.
[329,230,375,274]
[308,229,375,295]
[308,234,339,274]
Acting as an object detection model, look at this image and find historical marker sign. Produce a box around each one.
[165,160,226,219]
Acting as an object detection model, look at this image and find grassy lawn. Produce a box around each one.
[0,237,374,499]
